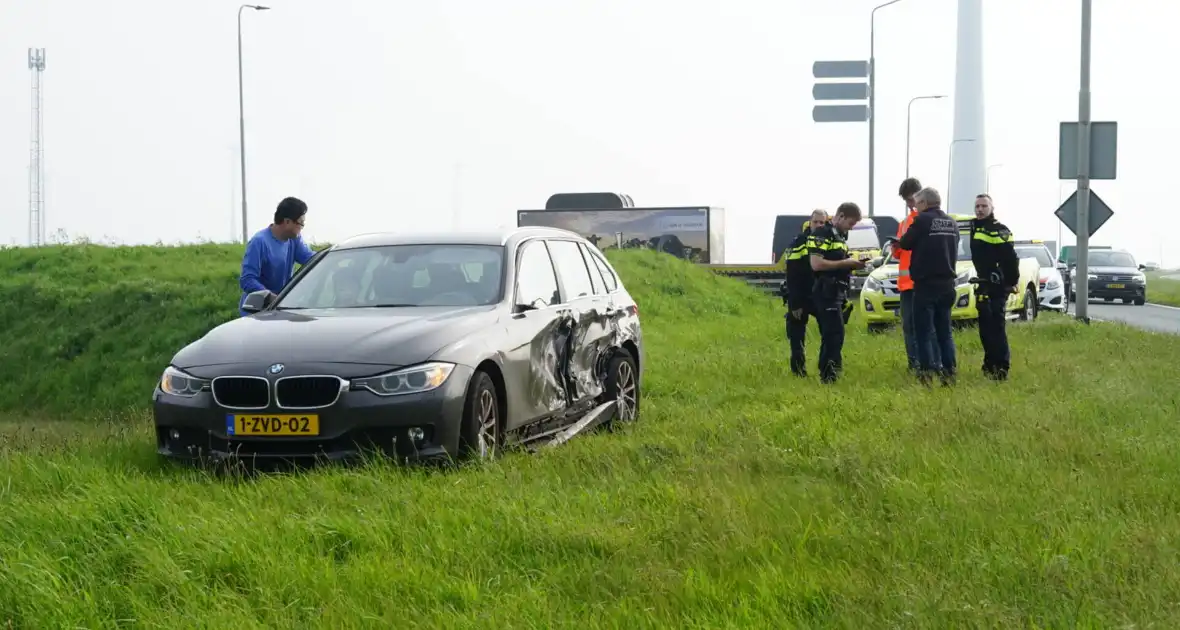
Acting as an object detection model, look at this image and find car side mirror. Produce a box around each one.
[242,289,274,314]
[1138,264,1146,271]
[513,296,547,314]
[870,257,885,268]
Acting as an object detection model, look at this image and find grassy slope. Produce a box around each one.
[2,246,1180,628]
[1146,271,1180,307]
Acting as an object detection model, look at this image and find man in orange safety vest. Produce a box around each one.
[895,177,923,373]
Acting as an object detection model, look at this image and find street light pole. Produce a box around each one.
[905,94,947,178]
[985,163,1002,192]
[868,0,905,218]
[237,3,270,245]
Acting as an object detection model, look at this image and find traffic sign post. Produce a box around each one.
[1060,0,1107,323]
[811,59,873,215]
[1059,121,1117,180]
[1054,189,1113,238]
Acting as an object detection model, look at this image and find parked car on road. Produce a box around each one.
[1014,240,1068,312]
[1070,248,1148,305]
[153,227,644,465]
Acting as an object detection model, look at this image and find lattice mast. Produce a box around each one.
[28,48,46,247]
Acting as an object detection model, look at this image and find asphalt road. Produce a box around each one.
[1066,299,1180,335]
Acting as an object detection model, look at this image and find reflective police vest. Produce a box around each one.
[896,209,920,292]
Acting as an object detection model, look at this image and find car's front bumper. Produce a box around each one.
[860,284,978,324]
[153,364,475,464]
[1038,282,1067,310]
[1074,281,1146,301]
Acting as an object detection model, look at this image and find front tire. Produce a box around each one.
[1018,286,1037,321]
[458,370,500,460]
[601,349,639,431]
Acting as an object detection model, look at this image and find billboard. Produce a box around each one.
[517,207,715,263]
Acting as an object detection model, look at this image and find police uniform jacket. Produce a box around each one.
[784,224,817,307]
[969,215,1020,288]
[807,223,852,286]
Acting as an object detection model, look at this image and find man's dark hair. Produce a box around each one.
[835,202,862,221]
[898,178,922,199]
[975,193,992,201]
[274,197,308,225]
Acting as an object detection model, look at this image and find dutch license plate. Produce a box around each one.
[1107,283,1125,289]
[226,414,319,436]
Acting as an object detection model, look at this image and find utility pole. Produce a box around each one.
[237,4,270,244]
[1074,0,1092,323]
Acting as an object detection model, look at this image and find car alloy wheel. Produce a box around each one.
[459,370,500,461]
[615,359,637,422]
[475,388,498,458]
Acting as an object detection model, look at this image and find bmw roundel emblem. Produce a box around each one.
[268,363,285,375]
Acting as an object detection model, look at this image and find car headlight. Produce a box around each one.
[864,276,881,292]
[1046,279,1061,290]
[955,270,973,286]
[159,366,209,397]
[1087,273,1098,280]
[1132,274,1146,284]
[353,362,455,396]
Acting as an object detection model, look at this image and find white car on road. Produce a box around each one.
[1015,240,1068,312]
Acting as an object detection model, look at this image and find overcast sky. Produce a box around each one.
[2,0,1175,266]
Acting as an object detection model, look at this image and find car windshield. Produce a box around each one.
[1015,245,1054,267]
[1088,251,1137,267]
[847,225,879,250]
[275,244,505,309]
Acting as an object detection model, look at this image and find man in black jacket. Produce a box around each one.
[896,186,959,385]
[784,209,828,376]
[969,193,1020,380]
[809,202,868,383]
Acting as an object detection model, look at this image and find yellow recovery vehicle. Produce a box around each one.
[859,214,1041,333]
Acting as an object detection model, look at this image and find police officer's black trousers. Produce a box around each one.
[785,299,815,375]
[812,285,847,383]
[976,286,1011,377]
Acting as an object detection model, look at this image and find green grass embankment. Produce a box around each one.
[2,246,1180,627]
[1146,271,1180,307]
[0,243,247,415]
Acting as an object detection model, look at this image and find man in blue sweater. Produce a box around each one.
[238,196,316,316]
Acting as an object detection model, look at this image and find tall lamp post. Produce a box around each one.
[985,163,1003,192]
[905,94,947,178]
[238,3,270,245]
[868,0,906,218]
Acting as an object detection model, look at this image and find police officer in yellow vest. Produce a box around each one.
[809,202,868,383]
[784,209,828,376]
[969,193,1020,380]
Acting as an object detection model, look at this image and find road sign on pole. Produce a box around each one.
[1059,121,1117,180]
[810,58,873,211]
[812,105,870,123]
[812,60,869,79]
[1054,188,1113,238]
[812,82,869,101]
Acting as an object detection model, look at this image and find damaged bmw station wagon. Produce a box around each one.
[153,226,643,465]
